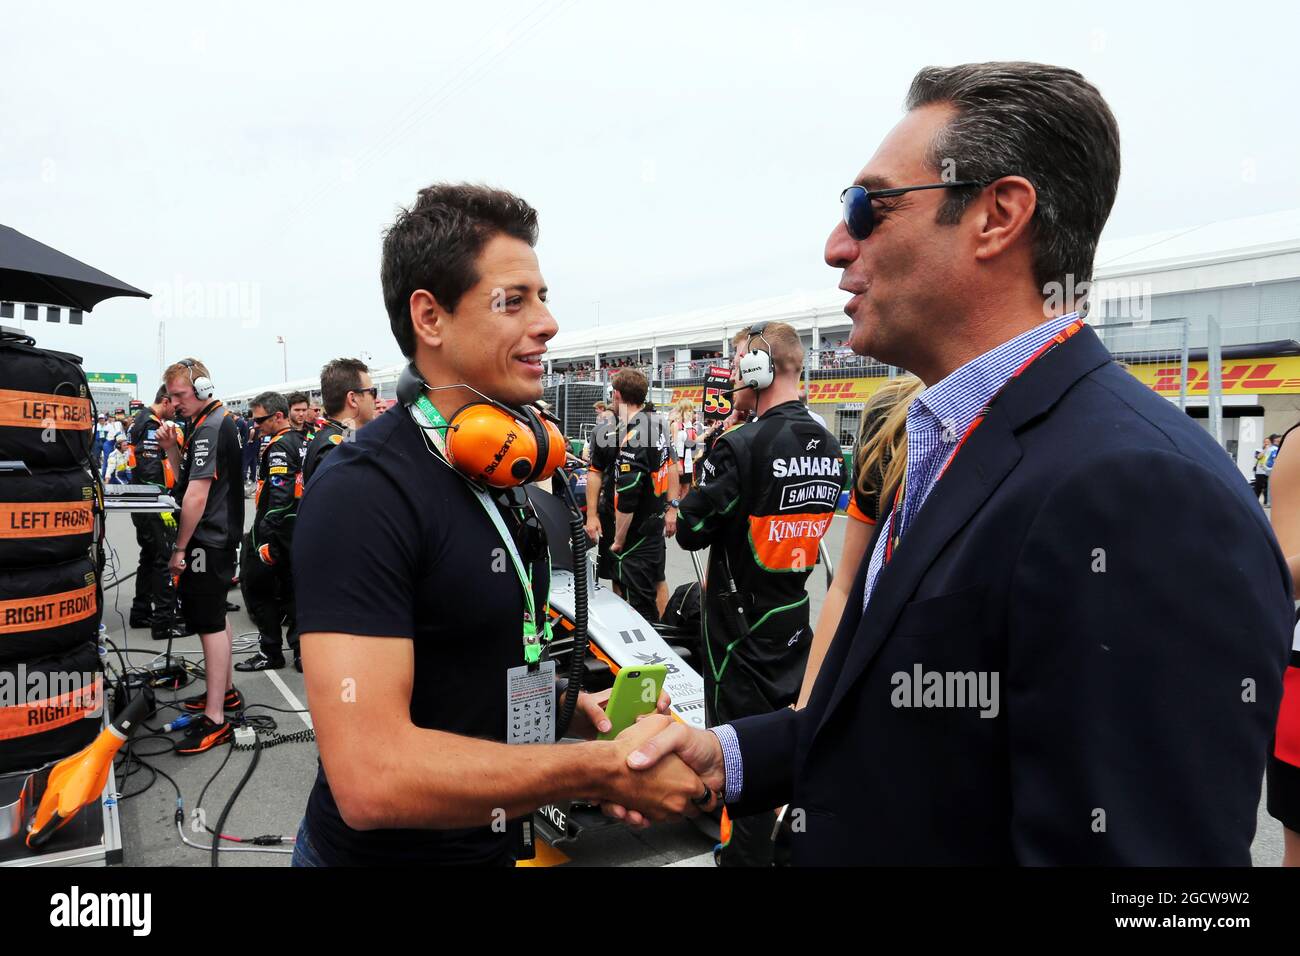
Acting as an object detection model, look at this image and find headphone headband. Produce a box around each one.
[177,358,214,401]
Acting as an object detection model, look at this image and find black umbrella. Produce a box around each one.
[0,223,149,313]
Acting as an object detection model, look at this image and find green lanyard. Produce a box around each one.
[409,394,552,666]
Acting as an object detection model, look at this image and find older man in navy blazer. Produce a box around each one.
[607,62,1293,865]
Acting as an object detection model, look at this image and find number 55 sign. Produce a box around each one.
[702,366,733,423]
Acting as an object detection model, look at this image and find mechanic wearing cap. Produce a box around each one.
[603,369,673,624]
[302,358,379,486]
[676,321,842,866]
[237,391,307,672]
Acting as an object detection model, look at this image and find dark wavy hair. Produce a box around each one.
[381,183,539,357]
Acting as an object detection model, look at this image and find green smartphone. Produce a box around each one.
[597,665,668,740]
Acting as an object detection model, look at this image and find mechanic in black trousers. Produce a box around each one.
[237,390,307,672]
[676,321,843,866]
[604,369,673,624]
[127,385,186,640]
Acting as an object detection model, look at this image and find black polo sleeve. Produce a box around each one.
[294,459,420,639]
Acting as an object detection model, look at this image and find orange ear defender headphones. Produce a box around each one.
[397,363,566,489]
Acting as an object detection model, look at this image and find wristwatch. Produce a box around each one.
[668,498,680,509]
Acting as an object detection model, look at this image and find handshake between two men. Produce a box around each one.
[601,715,726,827]
[577,693,727,827]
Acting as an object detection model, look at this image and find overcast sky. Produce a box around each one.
[3,0,1297,395]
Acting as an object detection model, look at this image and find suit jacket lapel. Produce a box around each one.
[813,407,1022,741]
[810,325,1115,744]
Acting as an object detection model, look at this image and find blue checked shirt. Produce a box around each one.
[710,312,1081,804]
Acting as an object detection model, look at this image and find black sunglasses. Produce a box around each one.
[840,180,986,241]
[351,386,379,400]
[252,413,274,425]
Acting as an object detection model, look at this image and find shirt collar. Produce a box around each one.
[912,312,1082,432]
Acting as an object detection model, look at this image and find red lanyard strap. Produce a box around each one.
[884,318,1084,566]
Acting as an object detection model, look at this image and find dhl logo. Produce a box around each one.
[0,501,95,539]
[679,358,1300,408]
[1141,361,1300,395]
[0,389,93,429]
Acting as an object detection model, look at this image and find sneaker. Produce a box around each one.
[235,651,286,672]
[293,653,302,674]
[129,611,153,629]
[176,715,232,755]
[181,687,244,713]
[225,600,241,612]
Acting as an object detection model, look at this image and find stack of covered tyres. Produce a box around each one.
[0,332,104,774]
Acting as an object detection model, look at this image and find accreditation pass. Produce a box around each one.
[506,660,556,744]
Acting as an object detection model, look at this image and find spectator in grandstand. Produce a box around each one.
[1264,426,1300,866]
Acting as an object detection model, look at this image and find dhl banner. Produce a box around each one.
[668,379,896,405]
[668,356,1300,407]
[1126,356,1300,396]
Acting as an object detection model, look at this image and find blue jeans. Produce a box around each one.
[291,817,326,867]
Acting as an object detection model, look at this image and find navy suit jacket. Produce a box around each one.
[728,326,1292,865]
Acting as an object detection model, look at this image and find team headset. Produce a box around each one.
[178,359,215,401]
[396,361,591,750]
[395,363,567,489]
[734,321,775,392]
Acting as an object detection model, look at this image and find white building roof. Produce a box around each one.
[543,208,1300,361]
[1094,207,1300,276]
